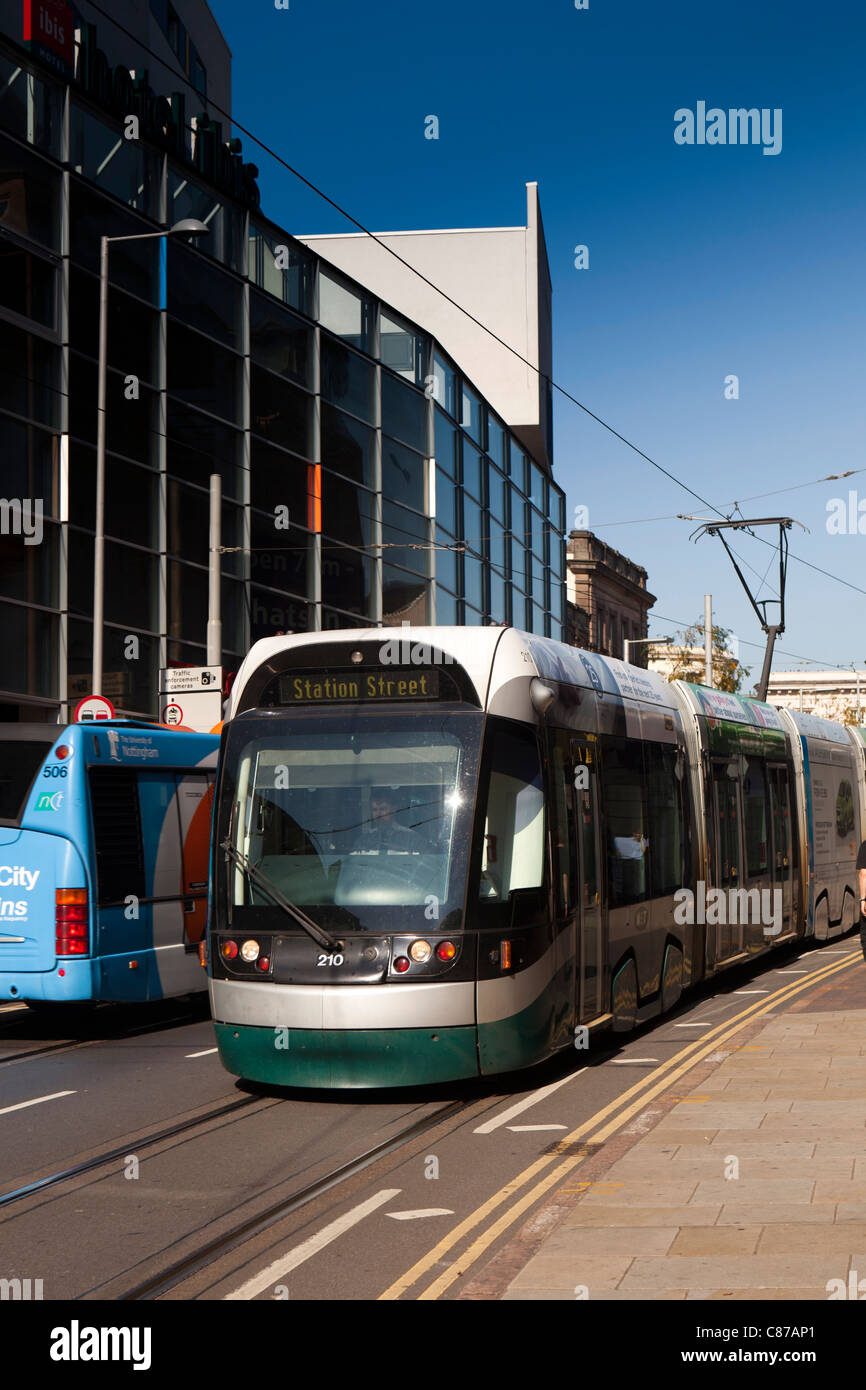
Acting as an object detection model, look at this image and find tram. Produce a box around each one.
[0,721,218,1008]
[207,627,866,1088]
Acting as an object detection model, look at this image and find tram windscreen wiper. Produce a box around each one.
[221,840,339,951]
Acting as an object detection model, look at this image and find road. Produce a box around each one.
[0,934,861,1301]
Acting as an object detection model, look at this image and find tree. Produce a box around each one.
[831,702,862,727]
[664,620,751,694]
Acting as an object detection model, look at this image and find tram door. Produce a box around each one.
[768,765,793,935]
[572,738,604,1021]
[710,760,744,962]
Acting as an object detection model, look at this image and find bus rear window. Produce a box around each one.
[0,740,54,823]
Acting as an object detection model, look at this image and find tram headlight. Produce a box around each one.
[409,940,432,963]
[435,941,457,962]
[221,940,238,960]
[240,939,261,963]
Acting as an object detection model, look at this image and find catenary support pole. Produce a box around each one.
[207,473,222,665]
[92,236,109,696]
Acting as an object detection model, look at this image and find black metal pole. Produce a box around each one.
[756,625,780,703]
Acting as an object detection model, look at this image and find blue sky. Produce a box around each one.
[208,0,866,681]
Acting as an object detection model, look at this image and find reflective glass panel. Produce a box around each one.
[382,436,424,513]
[380,310,426,386]
[0,57,62,156]
[0,133,60,249]
[319,271,371,352]
[70,104,160,217]
[250,291,310,386]
[382,372,426,453]
[461,383,481,442]
[434,408,457,477]
[432,352,456,416]
[322,404,374,487]
[321,336,374,421]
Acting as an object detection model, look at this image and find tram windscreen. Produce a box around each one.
[219,710,483,931]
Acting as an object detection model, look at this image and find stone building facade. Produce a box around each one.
[565,531,655,664]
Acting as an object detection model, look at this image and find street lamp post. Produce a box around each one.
[92,219,209,697]
[623,635,672,667]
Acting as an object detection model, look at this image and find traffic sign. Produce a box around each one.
[162,703,184,726]
[159,665,222,695]
[74,695,115,723]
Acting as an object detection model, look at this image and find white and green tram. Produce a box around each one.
[207,626,860,1088]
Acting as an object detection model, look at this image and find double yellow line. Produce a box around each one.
[379,946,862,1301]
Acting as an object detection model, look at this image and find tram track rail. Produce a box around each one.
[0,1093,267,1210]
[120,1095,475,1301]
[0,1000,210,1068]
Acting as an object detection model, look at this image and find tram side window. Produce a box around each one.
[645,744,686,896]
[601,738,648,907]
[550,731,577,914]
[478,723,544,899]
[743,758,769,877]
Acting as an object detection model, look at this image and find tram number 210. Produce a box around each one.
[317,953,345,967]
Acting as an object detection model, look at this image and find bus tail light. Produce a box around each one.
[199,940,208,969]
[500,940,512,970]
[56,889,88,956]
[435,941,457,962]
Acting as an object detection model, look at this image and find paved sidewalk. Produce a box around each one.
[495,972,866,1300]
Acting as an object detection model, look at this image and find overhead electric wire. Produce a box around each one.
[648,613,856,672]
[591,468,864,530]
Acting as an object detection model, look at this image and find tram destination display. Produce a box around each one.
[278,668,441,704]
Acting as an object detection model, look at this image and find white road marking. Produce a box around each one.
[386,1209,454,1220]
[224,1189,401,1300]
[0,1090,76,1116]
[507,1124,568,1132]
[734,990,769,995]
[612,1058,659,1064]
[185,1048,218,1058]
[674,1022,712,1028]
[474,1068,588,1134]
[774,970,808,974]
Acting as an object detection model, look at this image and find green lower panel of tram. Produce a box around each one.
[475,993,559,1076]
[214,1021,480,1088]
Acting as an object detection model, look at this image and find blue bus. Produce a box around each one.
[0,721,218,1009]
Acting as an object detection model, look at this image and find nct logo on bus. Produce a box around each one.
[674,883,783,937]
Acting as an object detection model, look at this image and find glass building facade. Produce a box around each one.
[0,35,566,721]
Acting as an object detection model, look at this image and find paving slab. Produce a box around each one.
[620,1255,841,1291]
[507,1254,633,1291]
[757,1222,866,1254]
[563,1204,723,1228]
[669,1226,762,1256]
[715,1203,835,1225]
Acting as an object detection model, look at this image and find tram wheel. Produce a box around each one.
[611,959,638,1032]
